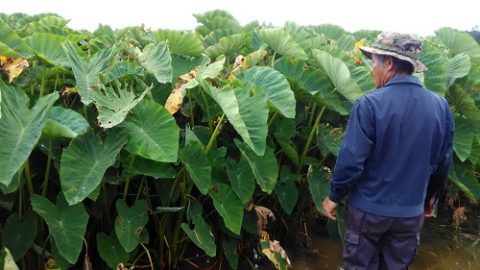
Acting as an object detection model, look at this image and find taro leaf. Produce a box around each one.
[171,54,210,84]
[314,24,349,41]
[104,62,144,83]
[63,40,115,105]
[307,166,331,214]
[0,247,19,270]
[226,158,255,204]
[0,21,31,57]
[42,106,90,139]
[468,137,480,165]
[209,183,244,235]
[2,211,37,261]
[122,155,176,179]
[50,242,70,270]
[223,238,239,270]
[453,117,475,162]
[114,200,149,252]
[446,53,471,87]
[30,195,89,263]
[93,84,151,129]
[274,56,348,115]
[420,42,448,94]
[235,140,278,194]
[435,27,480,64]
[274,133,300,167]
[179,140,211,195]
[121,100,179,163]
[136,41,172,83]
[205,33,245,59]
[240,66,296,118]
[60,130,127,205]
[181,204,216,258]
[25,33,69,67]
[0,84,58,189]
[96,233,129,270]
[154,206,185,214]
[201,80,268,156]
[317,124,344,157]
[257,28,308,60]
[274,167,299,215]
[313,49,364,102]
[449,162,480,203]
[151,29,205,56]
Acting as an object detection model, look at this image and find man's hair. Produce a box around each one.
[375,54,414,75]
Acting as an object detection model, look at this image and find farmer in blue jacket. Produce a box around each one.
[322,32,455,269]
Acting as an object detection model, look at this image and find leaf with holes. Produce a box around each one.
[114,200,149,252]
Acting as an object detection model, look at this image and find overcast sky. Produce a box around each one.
[2,0,478,36]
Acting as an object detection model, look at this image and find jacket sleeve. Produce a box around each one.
[328,97,375,203]
[426,105,455,202]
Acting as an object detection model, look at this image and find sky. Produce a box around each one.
[2,0,478,36]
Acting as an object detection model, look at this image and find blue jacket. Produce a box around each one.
[328,76,454,217]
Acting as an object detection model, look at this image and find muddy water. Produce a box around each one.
[292,224,480,270]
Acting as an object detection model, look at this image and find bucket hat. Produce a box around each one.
[359,32,426,72]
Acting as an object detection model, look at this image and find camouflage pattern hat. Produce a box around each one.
[359,32,426,72]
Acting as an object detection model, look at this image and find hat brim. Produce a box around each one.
[359,46,427,73]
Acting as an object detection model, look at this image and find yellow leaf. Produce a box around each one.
[354,38,366,51]
[0,57,29,83]
[44,258,61,270]
[165,88,184,115]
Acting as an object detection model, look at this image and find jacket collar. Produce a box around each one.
[384,75,423,87]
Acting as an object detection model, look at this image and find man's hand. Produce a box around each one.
[322,197,338,220]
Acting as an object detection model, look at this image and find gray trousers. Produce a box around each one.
[342,204,424,270]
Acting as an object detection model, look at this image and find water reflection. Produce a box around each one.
[292,223,480,270]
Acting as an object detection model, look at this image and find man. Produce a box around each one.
[322,33,454,269]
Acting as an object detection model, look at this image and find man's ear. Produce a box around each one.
[385,56,395,71]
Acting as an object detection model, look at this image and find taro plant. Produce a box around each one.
[0,10,480,270]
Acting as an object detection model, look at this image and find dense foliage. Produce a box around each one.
[0,10,479,270]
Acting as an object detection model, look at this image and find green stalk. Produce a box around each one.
[200,90,213,131]
[39,66,47,97]
[268,112,278,128]
[205,113,225,154]
[122,155,136,200]
[299,106,326,170]
[308,103,317,127]
[24,160,34,196]
[188,89,194,127]
[270,52,276,67]
[41,140,53,197]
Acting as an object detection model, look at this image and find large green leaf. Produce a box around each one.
[151,29,204,56]
[205,33,245,59]
[194,10,241,33]
[453,117,475,162]
[25,33,70,67]
[0,21,31,57]
[226,158,255,204]
[313,49,364,102]
[2,211,37,261]
[0,84,58,188]
[235,140,278,194]
[30,195,89,263]
[201,80,268,156]
[257,28,308,60]
[420,42,448,94]
[446,53,471,87]
[181,201,216,257]
[93,84,151,129]
[314,24,349,41]
[435,27,480,64]
[136,41,172,83]
[104,62,144,83]
[240,66,296,118]
[42,106,90,139]
[307,166,331,214]
[97,233,130,270]
[447,85,480,130]
[223,238,239,270]
[121,100,179,162]
[274,56,348,115]
[60,130,127,205]
[114,200,149,252]
[209,183,244,235]
[179,140,211,195]
[449,163,480,203]
[317,124,344,157]
[63,40,114,105]
[274,167,299,215]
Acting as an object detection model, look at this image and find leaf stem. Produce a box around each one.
[308,103,317,127]
[24,159,34,196]
[205,113,225,154]
[268,112,278,128]
[41,140,53,197]
[122,155,136,200]
[299,106,326,170]
[200,90,213,131]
